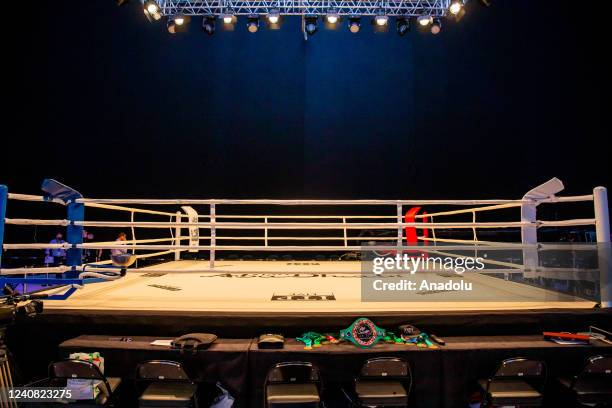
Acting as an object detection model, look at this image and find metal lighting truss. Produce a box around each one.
[155,0,452,17]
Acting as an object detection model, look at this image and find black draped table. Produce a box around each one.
[59,335,252,405]
[60,334,612,408]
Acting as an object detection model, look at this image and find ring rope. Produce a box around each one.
[3,241,596,252]
[417,236,522,247]
[2,187,601,282]
[0,266,122,276]
[91,237,190,245]
[5,218,68,227]
[72,195,594,206]
[208,215,400,219]
[90,250,179,266]
[84,202,177,217]
[414,202,522,219]
[130,210,136,255]
[6,193,64,204]
[1,264,597,276]
[0,219,529,228]
[78,272,123,281]
[7,193,595,206]
[0,243,571,252]
[3,218,597,229]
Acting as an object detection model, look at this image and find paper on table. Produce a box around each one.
[150,339,173,346]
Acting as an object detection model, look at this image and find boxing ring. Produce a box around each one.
[0,178,610,315]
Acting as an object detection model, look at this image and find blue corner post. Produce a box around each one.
[41,179,84,273]
[0,185,7,267]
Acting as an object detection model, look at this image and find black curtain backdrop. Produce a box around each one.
[3,0,611,201]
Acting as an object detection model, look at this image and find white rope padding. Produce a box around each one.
[538,219,597,227]
[78,272,123,281]
[84,202,176,217]
[90,250,179,266]
[4,219,534,229]
[77,198,524,205]
[417,236,524,247]
[5,219,598,229]
[417,237,600,251]
[414,202,522,219]
[75,195,595,206]
[9,192,592,206]
[7,193,65,205]
[92,237,190,245]
[540,194,594,203]
[3,191,599,272]
[11,266,597,276]
[3,243,69,249]
[130,211,136,254]
[1,238,192,251]
[210,215,399,219]
[83,267,531,275]
[212,236,399,241]
[0,266,123,276]
[4,240,598,252]
[5,218,69,226]
[0,266,72,274]
[0,243,557,251]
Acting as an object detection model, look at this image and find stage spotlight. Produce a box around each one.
[305,16,318,36]
[326,11,339,24]
[144,9,162,22]
[174,13,186,26]
[167,18,177,34]
[374,15,388,26]
[431,18,441,34]
[247,16,259,33]
[143,0,162,21]
[144,0,159,15]
[222,13,235,24]
[480,0,492,6]
[417,14,432,27]
[396,17,410,36]
[348,17,361,33]
[449,0,463,15]
[268,10,280,24]
[202,16,215,35]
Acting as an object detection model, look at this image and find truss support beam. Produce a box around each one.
[154,0,452,17]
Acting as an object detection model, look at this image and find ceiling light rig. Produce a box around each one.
[326,11,340,25]
[267,10,280,24]
[396,17,410,36]
[247,16,259,33]
[417,14,433,27]
[137,0,486,39]
[449,0,463,15]
[348,16,361,34]
[430,18,442,34]
[222,12,235,24]
[374,14,389,27]
[202,16,215,35]
[304,16,318,37]
[167,12,187,33]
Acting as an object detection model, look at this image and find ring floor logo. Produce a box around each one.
[359,244,607,303]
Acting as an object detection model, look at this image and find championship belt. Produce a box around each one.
[340,318,386,348]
